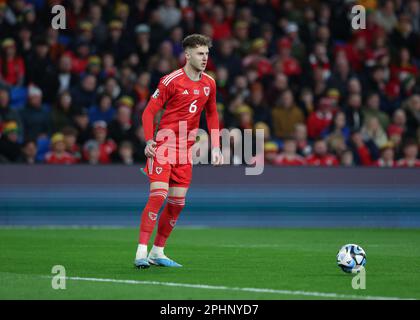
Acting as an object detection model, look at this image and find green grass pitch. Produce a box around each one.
[0,228,419,300]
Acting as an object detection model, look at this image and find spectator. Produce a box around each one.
[148,40,179,73]
[389,14,418,56]
[65,40,91,75]
[373,0,398,33]
[266,73,289,104]
[0,87,23,137]
[361,117,389,149]
[0,121,21,162]
[307,97,334,140]
[52,91,74,132]
[234,104,254,131]
[213,39,242,81]
[309,42,331,81]
[293,123,312,157]
[0,3,13,40]
[306,139,339,166]
[131,125,147,163]
[72,108,91,146]
[25,37,58,104]
[248,82,271,128]
[70,74,97,112]
[88,93,115,125]
[157,0,181,31]
[133,72,151,112]
[323,111,350,141]
[340,149,355,167]
[272,37,302,79]
[404,94,420,140]
[243,38,273,79]
[0,38,25,87]
[111,140,135,165]
[83,140,100,165]
[88,3,107,48]
[45,133,77,165]
[263,141,279,164]
[101,53,117,79]
[19,85,50,140]
[46,27,66,64]
[98,76,121,101]
[387,109,407,140]
[18,139,37,164]
[56,54,79,94]
[132,24,153,71]
[16,24,33,61]
[407,0,420,34]
[397,140,420,167]
[272,89,304,139]
[88,120,117,164]
[108,97,136,144]
[232,20,252,57]
[345,93,364,132]
[374,141,396,167]
[348,131,378,166]
[328,54,354,95]
[272,138,306,166]
[206,5,231,41]
[363,92,390,131]
[62,126,81,162]
[102,20,131,65]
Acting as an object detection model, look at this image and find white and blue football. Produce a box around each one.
[336,244,366,273]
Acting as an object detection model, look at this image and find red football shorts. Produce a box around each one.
[142,156,193,187]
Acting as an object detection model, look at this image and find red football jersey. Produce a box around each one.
[396,159,420,168]
[306,154,339,166]
[142,68,219,151]
[374,159,396,167]
[273,154,306,166]
[45,152,76,164]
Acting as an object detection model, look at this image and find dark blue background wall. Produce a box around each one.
[0,165,419,227]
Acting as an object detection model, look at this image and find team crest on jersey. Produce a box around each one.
[152,89,160,98]
[156,167,162,175]
[204,87,210,96]
[148,212,158,221]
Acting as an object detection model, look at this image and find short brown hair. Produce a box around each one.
[182,34,212,50]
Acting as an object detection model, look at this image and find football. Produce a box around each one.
[336,244,367,273]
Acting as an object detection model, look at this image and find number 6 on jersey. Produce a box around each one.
[189,100,198,113]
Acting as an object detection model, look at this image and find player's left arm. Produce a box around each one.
[204,79,223,165]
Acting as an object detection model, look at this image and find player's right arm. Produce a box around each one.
[142,79,174,158]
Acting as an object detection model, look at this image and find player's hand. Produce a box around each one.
[211,147,223,166]
[144,140,157,158]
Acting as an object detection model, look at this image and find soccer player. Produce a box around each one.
[134,34,223,268]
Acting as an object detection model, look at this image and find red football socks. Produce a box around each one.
[139,189,168,245]
[154,196,185,247]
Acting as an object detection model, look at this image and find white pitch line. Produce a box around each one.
[61,276,415,300]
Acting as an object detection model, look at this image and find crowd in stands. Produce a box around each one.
[0,0,419,167]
